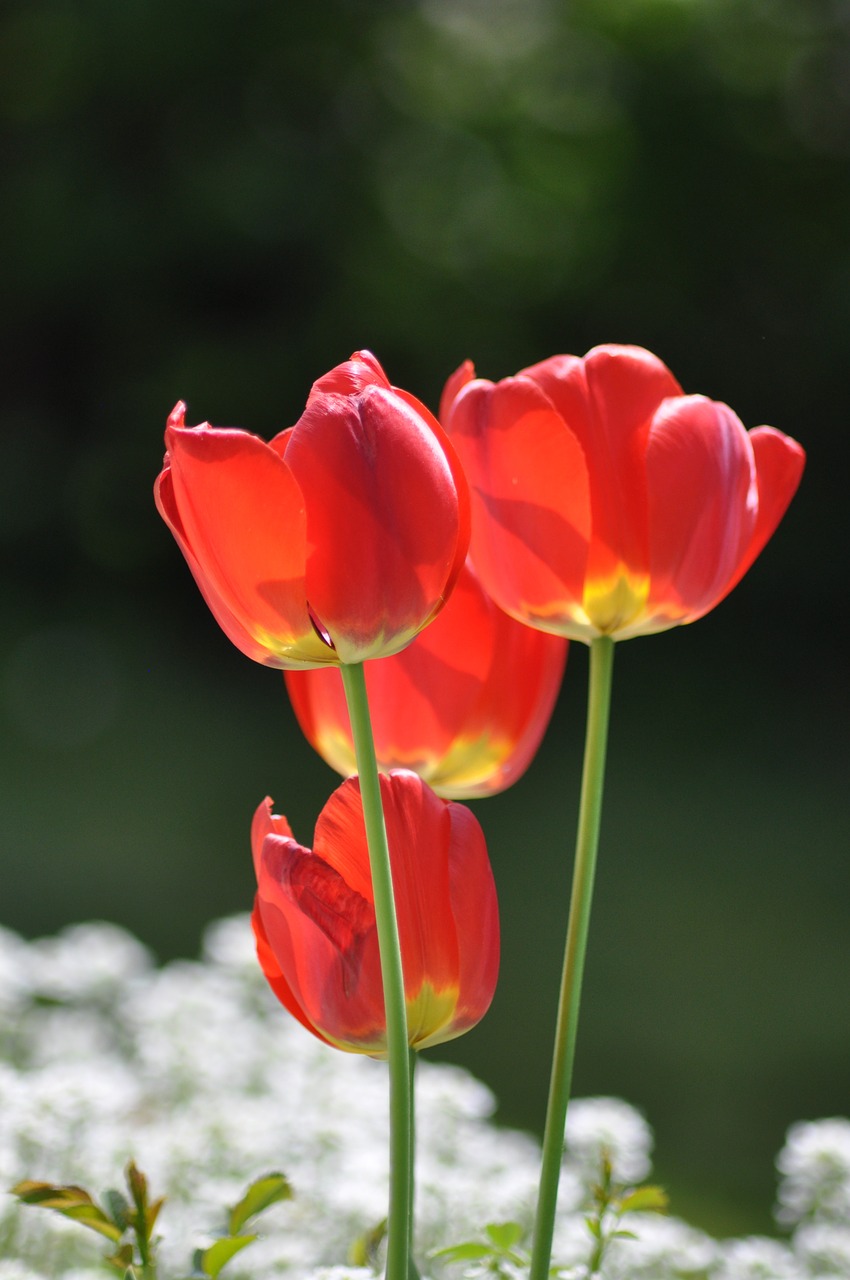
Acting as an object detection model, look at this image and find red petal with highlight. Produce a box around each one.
[728,426,806,594]
[285,559,566,798]
[156,462,280,666]
[522,345,682,587]
[447,375,591,628]
[379,772,460,1000]
[251,900,332,1045]
[644,396,756,625]
[308,349,391,399]
[286,385,465,662]
[161,423,317,665]
[445,801,499,1029]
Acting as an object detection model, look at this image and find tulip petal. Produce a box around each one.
[379,772,460,1004]
[285,593,492,787]
[521,345,683,594]
[447,587,566,798]
[269,840,375,967]
[642,396,756,631]
[285,387,464,663]
[252,796,382,1050]
[256,830,385,1051]
[308,776,375,902]
[392,386,471,614]
[285,562,502,781]
[251,900,333,1045]
[442,801,499,1037]
[251,796,294,878]
[307,349,391,398]
[285,559,566,797]
[156,463,282,666]
[439,359,476,426]
[311,774,460,1002]
[448,376,591,632]
[161,419,332,666]
[725,425,806,595]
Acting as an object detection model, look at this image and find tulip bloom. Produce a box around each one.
[251,771,499,1055]
[284,559,567,799]
[155,351,470,667]
[442,344,805,643]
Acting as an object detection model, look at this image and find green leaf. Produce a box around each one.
[11,1181,123,1242]
[611,1229,638,1240]
[145,1195,166,1236]
[104,1243,135,1273]
[103,1188,132,1231]
[431,1242,495,1263]
[12,1180,94,1207]
[227,1172,292,1235]
[485,1222,524,1251]
[584,1215,602,1239]
[348,1217,387,1269]
[200,1235,257,1278]
[126,1162,149,1211]
[618,1185,669,1215]
[58,1202,125,1241]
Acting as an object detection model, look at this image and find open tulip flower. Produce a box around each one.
[442,344,805,643]
[155,351,470,667]
[251,771,499,1056]
[284,558,568,799]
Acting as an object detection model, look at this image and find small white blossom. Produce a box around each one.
[305,1270,375,1280]
[1,915,849,1280]
[604,1212,717,1278]
[713,1235,805,1279]
[0,926,34,1017]
[0,1264,51,1280]
[564,1096,653,1185]
[776,1119,850,1226]
[792,1220,850,1274]
[26,921,153,1002]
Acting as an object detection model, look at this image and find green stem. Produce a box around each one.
[340,662,412,1280]
[529,635,615,1280]
[408,1049,420,1280]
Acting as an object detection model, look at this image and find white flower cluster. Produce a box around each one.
[0,916,847,1280]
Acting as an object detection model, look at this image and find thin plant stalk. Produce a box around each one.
[340,662,412,1280]
[408,1049,420,1280]
[529,635,616,1280]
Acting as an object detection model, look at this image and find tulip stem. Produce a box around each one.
[340,662,413,1280]
[408,1049,420,1280]
[529,635,615,1280]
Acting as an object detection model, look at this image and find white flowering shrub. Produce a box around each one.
[1,916,848,1279]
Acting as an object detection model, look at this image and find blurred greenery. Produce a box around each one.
[2,0,848,1241]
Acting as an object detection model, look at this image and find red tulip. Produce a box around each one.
[442,344,805,643]
[251,771,499,1055]
[284,559,567,798]
[155,351,470,667]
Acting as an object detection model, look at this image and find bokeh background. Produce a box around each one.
[2,0,848,1241]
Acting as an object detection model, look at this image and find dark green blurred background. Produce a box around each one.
[2,0,848,1240]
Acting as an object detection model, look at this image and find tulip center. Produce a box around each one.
[583,567,649,636]
[405,981,462,1051]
